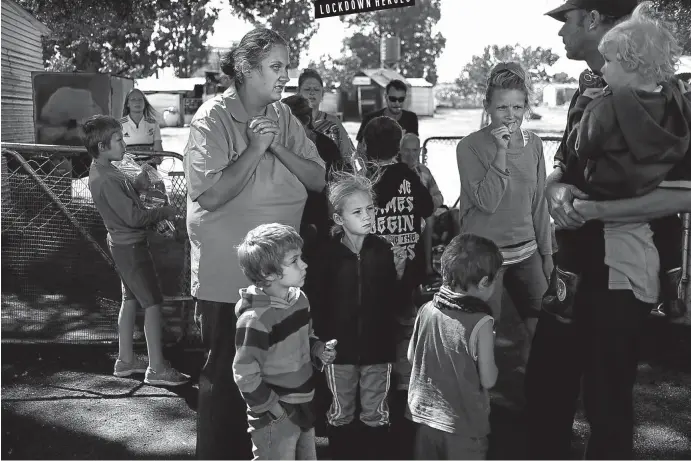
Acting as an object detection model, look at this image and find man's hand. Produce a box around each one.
[572,199,599,222]
[541,254,554,283]
[546,182,589,230]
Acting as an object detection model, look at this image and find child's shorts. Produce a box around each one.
[108,240,163,308]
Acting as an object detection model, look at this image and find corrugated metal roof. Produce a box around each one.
[135,77,206,93]
[406,78,433,88]
[361,68,409,87]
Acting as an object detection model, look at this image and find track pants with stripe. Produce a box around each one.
[324,363,392,427]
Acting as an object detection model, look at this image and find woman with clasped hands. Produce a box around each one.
[183,27,326,460]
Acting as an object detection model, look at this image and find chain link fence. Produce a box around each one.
[421,135,562,207]
[1,143,192,344]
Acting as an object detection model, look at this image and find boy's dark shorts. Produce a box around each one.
[108,240,163,308]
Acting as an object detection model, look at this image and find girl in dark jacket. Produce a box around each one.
[306,171,404,460]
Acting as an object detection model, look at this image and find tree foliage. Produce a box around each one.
[248,0,318,69]
[17,0,280,77]
[307,54,363,92]
[228,0,283,22]
[340,0,446,84]
[153,0,219,78]
[454,44,561,101]
[17,0,159,77]
[652,0,691,54]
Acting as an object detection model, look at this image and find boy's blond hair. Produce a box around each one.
[237,223,303,287]
[599,1,681,84]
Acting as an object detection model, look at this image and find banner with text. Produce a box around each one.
[314,0,415,19]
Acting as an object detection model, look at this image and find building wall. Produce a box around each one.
[145,92,183,127]
[409,87,435,117]
[1,0,47,142]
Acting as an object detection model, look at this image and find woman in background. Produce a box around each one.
[120,88,163,168]
[282,93,342,256]
[298,68,355,158]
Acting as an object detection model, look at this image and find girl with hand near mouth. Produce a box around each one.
[456,62,553,368]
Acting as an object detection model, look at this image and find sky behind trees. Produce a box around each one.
[208,0,586,83]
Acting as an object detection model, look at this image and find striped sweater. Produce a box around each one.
[233,285,321,428]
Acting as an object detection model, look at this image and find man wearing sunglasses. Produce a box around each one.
[356,79,419,147]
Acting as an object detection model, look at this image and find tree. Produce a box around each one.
[454,44,561,101]
[228,0,283,22]
[307,53,363,92]
[652,0,691,54]
[249,0,318,69]
[17,0,159,77]
[152,0,219,78]
[18,0,282,77]
[340,0,446,84]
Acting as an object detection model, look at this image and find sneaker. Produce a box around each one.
[113,357,148,377]
[144,363,190,387]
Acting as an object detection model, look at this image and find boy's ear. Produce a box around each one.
[622,59,638,72]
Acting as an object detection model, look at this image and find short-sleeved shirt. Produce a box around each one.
[184,85,325,303]
[120,115,161,147]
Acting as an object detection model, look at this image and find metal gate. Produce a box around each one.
[1,143,193,344]
[421,135,563,206]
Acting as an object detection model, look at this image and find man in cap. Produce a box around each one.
[524,0,691,459]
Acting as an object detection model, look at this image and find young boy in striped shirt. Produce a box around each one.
[233,223,337,460]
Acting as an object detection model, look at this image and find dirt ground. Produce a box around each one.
[3,301,690,460]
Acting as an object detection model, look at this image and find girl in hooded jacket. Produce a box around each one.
[305,171,404,460]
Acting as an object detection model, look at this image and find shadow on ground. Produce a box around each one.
[2,303,690,460]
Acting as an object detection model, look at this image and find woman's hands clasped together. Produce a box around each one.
[247,116,280,153]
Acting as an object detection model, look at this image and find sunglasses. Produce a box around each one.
[388,96,405,103]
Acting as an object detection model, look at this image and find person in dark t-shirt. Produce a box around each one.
[360,116,433,439]
[356,79,419,157]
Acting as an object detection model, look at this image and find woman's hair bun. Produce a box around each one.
[220,49,236,78]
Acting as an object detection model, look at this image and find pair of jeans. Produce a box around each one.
[250,415,317,460]
[194,300,252,460]
[524,281,653,459]
[487,251,548,322]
